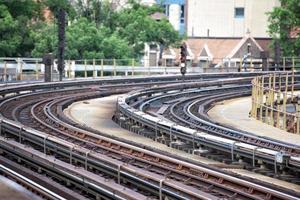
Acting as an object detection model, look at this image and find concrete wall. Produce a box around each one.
[187,0,280,38]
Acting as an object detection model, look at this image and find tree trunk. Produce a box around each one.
[57,8,66,81]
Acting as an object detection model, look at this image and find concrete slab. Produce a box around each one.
[64,95,300,193]
[208,97,300,145]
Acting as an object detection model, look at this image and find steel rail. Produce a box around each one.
[0,84,296,198]
[121,80,300,155]
[0,164,66,200]
[0,74,298,200]
[2,115,299,200]
[0,137,147,200]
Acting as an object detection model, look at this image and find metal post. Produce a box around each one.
[3,61,7,82]
[67,60,70,78]
[101,59,104,77]
[260,76,264,121]
[265,75,272,124]
[19,127,22,143]
[20,60,23,81]
[159,179,164,200]
[270,74,275,126]
[84,60,87,78]
[113,59,116,77]
[93,59,96,78]
[206,58,209,69]
[44,136,49,154]
[276,87,281,128]
[85,151,89,170]
[239,58,242,72]
[231,142,236,161]
[70,147,73,164]
[35,61,39,80]
[291,57,295,101]
[251,77,257,117]
[118,165,121,184]
[283,57,286,71]
[283,73,288,130]
[252,147,258,167]
[274,156,277,174]
[132,59,135,76]
[297,100,300,134]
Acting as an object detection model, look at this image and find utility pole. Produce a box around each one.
[180,42,187,81]
[57,8,66,81]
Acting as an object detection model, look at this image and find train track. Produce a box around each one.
[0,164,66,200]
[0,74,299,199]
[115,76,300,182]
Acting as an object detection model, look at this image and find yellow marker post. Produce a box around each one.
[113,59,116,77]
[68,60,71,78]
[4,61,7,81]
[283,73,288,130]
[291,57,295,101]
[84,60,87,78]
[101,59,104,77]
[259,76,264,122]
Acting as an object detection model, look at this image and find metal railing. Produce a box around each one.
[1,57,300,82]
[250,70,300,134]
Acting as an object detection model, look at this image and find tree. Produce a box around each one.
[0,5,22,57]
[268,0,300,56]
[45,0,73,81]
[114,1,181,58]
[31,23,57,57]
[32,17,133,60]
[0,0,42,57]
[75,0,110,27]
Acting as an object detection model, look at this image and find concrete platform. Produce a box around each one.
[64,95,300,193]
[0,176,41,200]
[64,95,219,165]
[208,97,300,145]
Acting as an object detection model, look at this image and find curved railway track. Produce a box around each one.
[0,74,299,199]
[115,76,300,183]
[0,164,65,200]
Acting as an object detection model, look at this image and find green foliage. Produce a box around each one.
[268,0,300,56]
[0,0,42,57]
[32,18,133,60]
[31,23,57,57]
[112,0,181,56]
[0,0,181,59]
[0,4,21,57]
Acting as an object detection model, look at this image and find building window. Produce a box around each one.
[180,5,185,23]
[163,5,170,17]
[235,7,244,18]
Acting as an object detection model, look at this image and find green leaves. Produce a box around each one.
[0,5,22,57]
[0,0,181,59]
[268,0,300,56]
